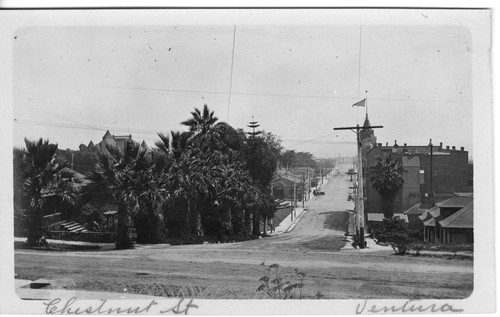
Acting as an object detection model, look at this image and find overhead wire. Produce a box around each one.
[32,81,472,104]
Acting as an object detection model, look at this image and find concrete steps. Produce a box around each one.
[59,221,88,233]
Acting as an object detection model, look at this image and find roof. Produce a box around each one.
[453,192,474,197]
[418,211,429,221]
[367,213,408,223]
[295,167,314,171]
[379,145,441,154]
[435,196,473,209]
[428,205,441,218]
[273,171,302,184]
[423,217,436,227]
[103,130,113,138]
[404,203,426,215]
[439,201,473,228]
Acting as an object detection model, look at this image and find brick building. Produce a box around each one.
[359,114,471,229]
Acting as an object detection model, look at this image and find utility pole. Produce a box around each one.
[307,170,311,200]
[71,153,74,170]
[293,183,297,209]
[302,170,305,208]
[428,138,434,206]
[334,123,383,249]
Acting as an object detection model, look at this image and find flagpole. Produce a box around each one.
[365,91,368,117]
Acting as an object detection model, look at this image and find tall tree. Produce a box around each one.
[86,142,159,249]
[21,138,77,246]
[369,155,405,219]
[180,104,218,136]
[244,132,282,235]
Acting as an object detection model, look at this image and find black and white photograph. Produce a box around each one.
[0,5,495,315]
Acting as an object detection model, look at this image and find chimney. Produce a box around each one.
[452,146,456,150]
[378,143,382,147]
[439,142,443,150]
[460,147,464,151]
[404,143,407,147]
[386,142,388,146]
[394,140,399,147]
[446,146,450,150]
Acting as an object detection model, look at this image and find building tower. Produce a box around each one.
[360,113,377,147]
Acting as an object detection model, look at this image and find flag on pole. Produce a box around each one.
[352,98,366,107]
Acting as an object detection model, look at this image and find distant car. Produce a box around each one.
[313,190,325,196]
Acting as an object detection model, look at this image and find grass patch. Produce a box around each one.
[321,211,349,232]
[299,236,348,252]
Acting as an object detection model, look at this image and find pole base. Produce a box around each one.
[359,227,365,249]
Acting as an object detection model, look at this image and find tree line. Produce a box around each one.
[14,105,286,249]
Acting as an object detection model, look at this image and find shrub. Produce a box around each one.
[376,217,410,255]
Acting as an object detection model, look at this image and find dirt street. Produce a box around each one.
[15,164,473,299]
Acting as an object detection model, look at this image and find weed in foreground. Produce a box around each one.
[256,263,306,299]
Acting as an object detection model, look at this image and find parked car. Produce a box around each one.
[313,189,325,196]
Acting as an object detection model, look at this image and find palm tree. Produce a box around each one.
[369,155,405,219]
[180,104,218,135]
[22,138,76,246]
[132,150,167,243]
[86,142,159,249]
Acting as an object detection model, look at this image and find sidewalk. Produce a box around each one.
[341,235,473,257]
[273,207,306,235]
[341,235,393,253]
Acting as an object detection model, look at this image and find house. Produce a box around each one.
[403,203,427,230]
[439,201,473,243]
[421,205,439,243]
[367,213,408,230]
[271,171,302,201]
[421,195,473,243]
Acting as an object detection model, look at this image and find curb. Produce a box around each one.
[284,208,307,233]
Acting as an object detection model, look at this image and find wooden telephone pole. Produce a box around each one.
[334,123,383,249]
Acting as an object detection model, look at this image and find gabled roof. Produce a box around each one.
[439,201,473,228]
[103,130,113,139]
[423,217,435,227]
[367,213,408,223]
[435,196,473,209]
[404,203,426,215]
[273,173,301,184]
[419,211,429,221]
[428,205,441,218]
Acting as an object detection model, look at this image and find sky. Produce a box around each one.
[13,24,473,158]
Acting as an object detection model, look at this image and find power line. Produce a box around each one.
[32,82,472,103]
[286,133,356,147]
[227,25,237,123]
